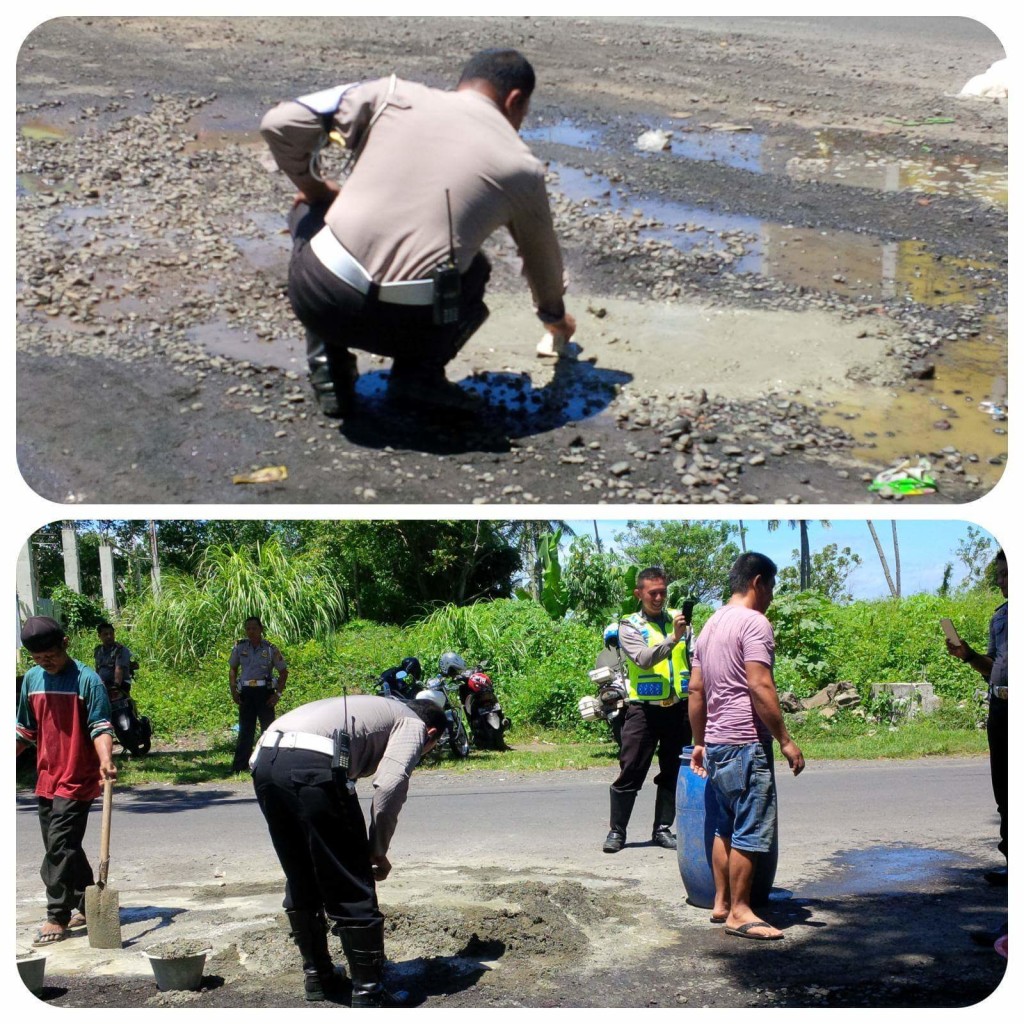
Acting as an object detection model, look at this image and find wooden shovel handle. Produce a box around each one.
[98,777,113,888]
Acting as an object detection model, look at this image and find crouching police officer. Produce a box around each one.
[603,567,693,853]
[229,617,288,773]
[250,694,444,1007]
[260,47,574,418]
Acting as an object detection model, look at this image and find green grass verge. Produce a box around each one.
[15,717,988,791]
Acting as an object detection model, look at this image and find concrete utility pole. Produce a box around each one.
[149,520,161,595]
[99,544,118,613]
[61,521,82,593]
[17,542,38,620]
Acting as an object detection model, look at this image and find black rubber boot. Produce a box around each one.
[340,920,404,1008]
[603,789,637,853]
[651,786,677,849]
[306,330,358,419]
[286,909,343,1002]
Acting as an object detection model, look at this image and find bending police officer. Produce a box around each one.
[250,694,444,1006]
[260,47,575,417]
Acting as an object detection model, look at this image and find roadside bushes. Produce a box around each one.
[59,589,1002,741]
[823,591,998,702]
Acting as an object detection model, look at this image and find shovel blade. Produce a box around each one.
[84,884,123,949]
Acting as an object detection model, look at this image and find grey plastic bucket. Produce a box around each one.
[143,948,211,991]
[17,953,46,995]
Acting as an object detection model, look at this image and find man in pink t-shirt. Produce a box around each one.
[689,552,804,941]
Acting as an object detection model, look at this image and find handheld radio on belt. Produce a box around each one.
[431,189,461,327]
[332,688,352,787]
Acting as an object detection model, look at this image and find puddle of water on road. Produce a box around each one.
[669,127,765,172]
[523,118,604,150]
[779,130,1007,208]
[183,127,264,154]
[187,318,304,370]
[533,116,1006,207]
[549,161,998,305]
[19,121,69,142]
[820,317,1007,489]
[800,845,962,898]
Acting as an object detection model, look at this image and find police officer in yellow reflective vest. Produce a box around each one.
[603,567,693,853]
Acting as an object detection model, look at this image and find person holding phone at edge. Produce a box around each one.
[945,548,1007,887]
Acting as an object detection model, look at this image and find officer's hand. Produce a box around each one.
[267,691,281,708]
[689,744,707,779]
[672,612,688,643]
[231,692,241,706]
[545,313,576,342]
[371,856,392,881]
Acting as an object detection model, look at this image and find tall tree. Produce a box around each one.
[767,520,830,591]
[777,543,862,603]
[297,521,521,622]
[955,525,994,591]
[616,521,740,603]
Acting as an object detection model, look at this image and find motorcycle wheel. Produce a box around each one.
[449,717,471,758]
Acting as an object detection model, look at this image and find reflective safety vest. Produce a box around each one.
[622,611,690,702]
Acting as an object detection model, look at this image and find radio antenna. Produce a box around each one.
[445,189,456,264]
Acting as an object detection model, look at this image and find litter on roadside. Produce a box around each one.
[868,458,937,497]
[978,401,1007,421]
[232,465,289,485]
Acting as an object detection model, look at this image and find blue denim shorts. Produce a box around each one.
[704,741,777,853]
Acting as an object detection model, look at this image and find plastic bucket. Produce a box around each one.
[16,953,46,995]
[143,948,211,991]
[676,746,778,909]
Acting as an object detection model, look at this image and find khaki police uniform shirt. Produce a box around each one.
[229,639,286,688]
[260,78,567,320]
[269,695,428,859]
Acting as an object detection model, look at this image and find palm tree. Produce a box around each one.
[867,522,900,597]
[767,520,831,591]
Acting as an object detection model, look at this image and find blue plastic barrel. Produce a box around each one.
[676,745,778,909]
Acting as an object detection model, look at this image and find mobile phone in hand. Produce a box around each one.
[940,618,962,645]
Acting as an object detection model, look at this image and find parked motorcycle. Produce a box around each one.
[415,676,471,758]
[458,669,510,750]
[376,657,423,701]
[578,623,628,748]
[107,683,152,757]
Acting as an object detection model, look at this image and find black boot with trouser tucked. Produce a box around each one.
[339,920,405,1008]
[651,785,677,849]
[306,330,358,419]
[285,908,345,1001]
[603,789,637,853]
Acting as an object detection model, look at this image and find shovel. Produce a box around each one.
[84,778,122,948]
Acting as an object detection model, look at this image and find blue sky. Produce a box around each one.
[564,520,1000,601]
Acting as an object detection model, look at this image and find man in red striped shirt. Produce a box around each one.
[16,617,117,946]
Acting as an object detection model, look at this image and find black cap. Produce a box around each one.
[21,616,66,653]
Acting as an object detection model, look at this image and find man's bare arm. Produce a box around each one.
[745,661,804,776]
[687,666,708,777]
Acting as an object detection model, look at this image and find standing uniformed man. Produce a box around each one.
[229,617,288,773]
[602,567,693,853]
[94,622,136,695]
[250,694,445,1007]
[260,47,575,418]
